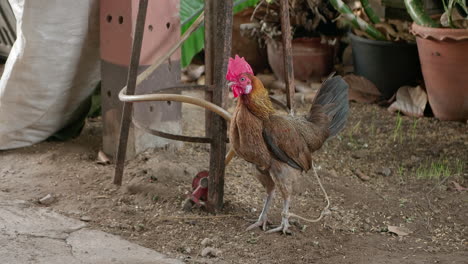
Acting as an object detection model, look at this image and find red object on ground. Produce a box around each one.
[188,171,209,206]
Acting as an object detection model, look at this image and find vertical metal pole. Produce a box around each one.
[206,0,233,211]
[279,0,295,114]
[113,0,148,185]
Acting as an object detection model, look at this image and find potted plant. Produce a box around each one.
[331,0,422,100]
[405,0,468,121]
[246,0,343,82]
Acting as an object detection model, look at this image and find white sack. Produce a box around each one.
[0,0,100,149]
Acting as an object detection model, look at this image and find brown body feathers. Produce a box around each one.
[230,75,347,172]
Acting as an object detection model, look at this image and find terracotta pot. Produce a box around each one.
[411,23,468,121]
[231,8,268,73]
[266,37,335,82]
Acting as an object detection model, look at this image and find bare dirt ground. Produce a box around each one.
[0,89,467,263]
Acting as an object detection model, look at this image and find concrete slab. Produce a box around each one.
[0,197,182,264]
[67,229,180,264]
[0,198,86,239]
[0,233,80,264]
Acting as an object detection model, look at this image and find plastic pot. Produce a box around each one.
[411,23,468,121]
[266,37,335,82]
[349,33,422,99]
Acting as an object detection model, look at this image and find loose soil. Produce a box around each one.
[0,89,467,263]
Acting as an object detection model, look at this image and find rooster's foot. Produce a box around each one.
[245,219,269,231]
[266,219,292,235]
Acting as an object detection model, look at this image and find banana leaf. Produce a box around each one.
[180,0,260,68]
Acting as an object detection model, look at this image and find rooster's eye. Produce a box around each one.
[240,77,245,82]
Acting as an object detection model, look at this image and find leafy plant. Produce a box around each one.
[405,0,468,28]
[330,0,386,40]
[347,120,361,147]
[441,0,468,28]
[246,0,342,42]
[404,0,440,27]
[392,112,403,142]
[180,0,260,67]
[415,158,464,180]
[410,117,419,140]
[331,0,415,41]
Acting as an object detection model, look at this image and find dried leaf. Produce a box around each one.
[343,74,381,104]
[388,86,427,117]
[375,22,397,40]
[388,225,412,236]
[97,150,111,165]
[451,181,468,192]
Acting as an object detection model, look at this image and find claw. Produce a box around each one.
[265,198,292,235]
[265,220,292,235]
[246,191,274,232]
[246,219,269,231]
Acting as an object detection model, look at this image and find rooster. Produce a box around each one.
[226,55,348,234]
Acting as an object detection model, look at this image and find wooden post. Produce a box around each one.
[113,0,148,185]
[205,0,233,211]
[204,0,213,138]
[279,0,295,114]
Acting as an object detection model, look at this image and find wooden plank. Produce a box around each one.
[279,0,295,114]
[113,0,148,186]
[204,0,214,137]
[206,0,233,211]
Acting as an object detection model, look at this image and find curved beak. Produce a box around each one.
[227,81,235,87]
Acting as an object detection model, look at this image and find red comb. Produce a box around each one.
[226,55,253,81]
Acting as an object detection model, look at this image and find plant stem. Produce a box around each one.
[360,0,381,24]
[404,0,440,27]
[330,0,387,40]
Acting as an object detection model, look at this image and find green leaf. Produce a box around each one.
[404,0,440,27]
[180,0,260,68]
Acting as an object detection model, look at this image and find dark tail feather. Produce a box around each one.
[308,75,349,137]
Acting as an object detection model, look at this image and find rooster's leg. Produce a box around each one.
[246,190,275,231]
[266,197,291,234]
[266,161,295,234]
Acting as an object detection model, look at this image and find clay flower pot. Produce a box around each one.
[266,37,335,82]
[411,23,468,121]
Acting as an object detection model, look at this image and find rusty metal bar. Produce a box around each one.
[279,0,295,114]
[206,0,233,212]
[149,84,210,94]
[113,0,148,186]
[132,119,211,143]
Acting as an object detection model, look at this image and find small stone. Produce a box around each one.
[184,247,192,254]
[201,247,220,257]
[201,238,213,246]
[38,194,55,205]
[351,152,364,159]
[80,216,92,222]
[329,169,338,178]
[379,167,392,177]
[354,169,371,181]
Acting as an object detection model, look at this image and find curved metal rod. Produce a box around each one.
[119,88,232,122]
[132,118,211,143]
[119,88,237,165]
